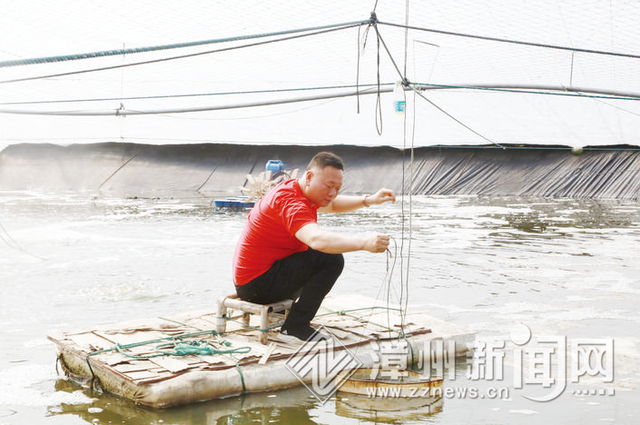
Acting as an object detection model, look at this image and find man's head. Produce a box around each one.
[301,152,344,207]
[306,151,344,173]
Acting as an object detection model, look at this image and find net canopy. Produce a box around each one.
[2,0,640,150]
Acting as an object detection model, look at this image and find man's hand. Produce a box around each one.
[363,233,390,253]
[367,188,396,206]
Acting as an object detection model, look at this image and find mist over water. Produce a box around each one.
[1,191,638,424]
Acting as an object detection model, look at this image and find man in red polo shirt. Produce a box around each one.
[232,152,395,342]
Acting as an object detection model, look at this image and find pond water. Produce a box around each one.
[1,191,638,424]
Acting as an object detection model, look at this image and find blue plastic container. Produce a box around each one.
[265,160,285,180]
[265,160,284,175]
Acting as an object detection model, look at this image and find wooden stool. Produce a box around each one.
[216,294,294,344]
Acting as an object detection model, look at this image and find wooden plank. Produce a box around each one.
[94,330,169,346]
[258,343,277,365]
[113,361,155,373]
[98,352,131,366]
[126,370,160,381]
[149,356,195,373]
[220,335,262,358]
[172,318,217,331]
[197,354,237,366]
[66,332,115,352]
[321,327,352,340]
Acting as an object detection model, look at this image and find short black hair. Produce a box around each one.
[306,151,344,171]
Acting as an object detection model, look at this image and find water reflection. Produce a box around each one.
[335,393,443,424]
[469,197,637,231]
[216,405,317,425]
[48,380,322,425]
[48,378,444,425]
[503,212,548,233]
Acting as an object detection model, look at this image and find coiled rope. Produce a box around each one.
[84,328,251,393]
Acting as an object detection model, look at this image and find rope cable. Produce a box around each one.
[356,26,362,114]
[98,153,139,190]
[377,20,640,60]
[4,83,640,110]
[403,84,416,327]
[411,86,505,148]
[0,83,390,107]
[0,21,368,85]
[0,220,45,260]
[372,14,384,136]
[0,19,372,69]
[373,24,504,149]
[0,86,385,116]
[403,0,410,78]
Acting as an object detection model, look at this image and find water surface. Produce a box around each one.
[1,192,638,424]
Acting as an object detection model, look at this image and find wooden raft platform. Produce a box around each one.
[48,295,474,408]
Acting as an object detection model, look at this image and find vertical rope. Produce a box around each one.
[399,73,411,333]
[356,26,362,114]
[374,26,383,135]
[119,43,127,141]
[403,0,410,77]
[401,0,413,332]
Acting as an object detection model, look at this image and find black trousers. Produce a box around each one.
[235,248,344,331]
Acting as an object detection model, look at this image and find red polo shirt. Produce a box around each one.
[232,179,318,285]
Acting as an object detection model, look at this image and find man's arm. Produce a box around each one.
[319,188,396,213]
[295,223,389,254]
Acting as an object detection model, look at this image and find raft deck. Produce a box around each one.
[48,294,474,408]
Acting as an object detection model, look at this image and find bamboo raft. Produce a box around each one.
[48,294,473,408]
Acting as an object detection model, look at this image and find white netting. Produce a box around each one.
[2,0,640,148]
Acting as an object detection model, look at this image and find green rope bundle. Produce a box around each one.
[84,329,251,392]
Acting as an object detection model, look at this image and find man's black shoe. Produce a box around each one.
[279,326,330,343]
